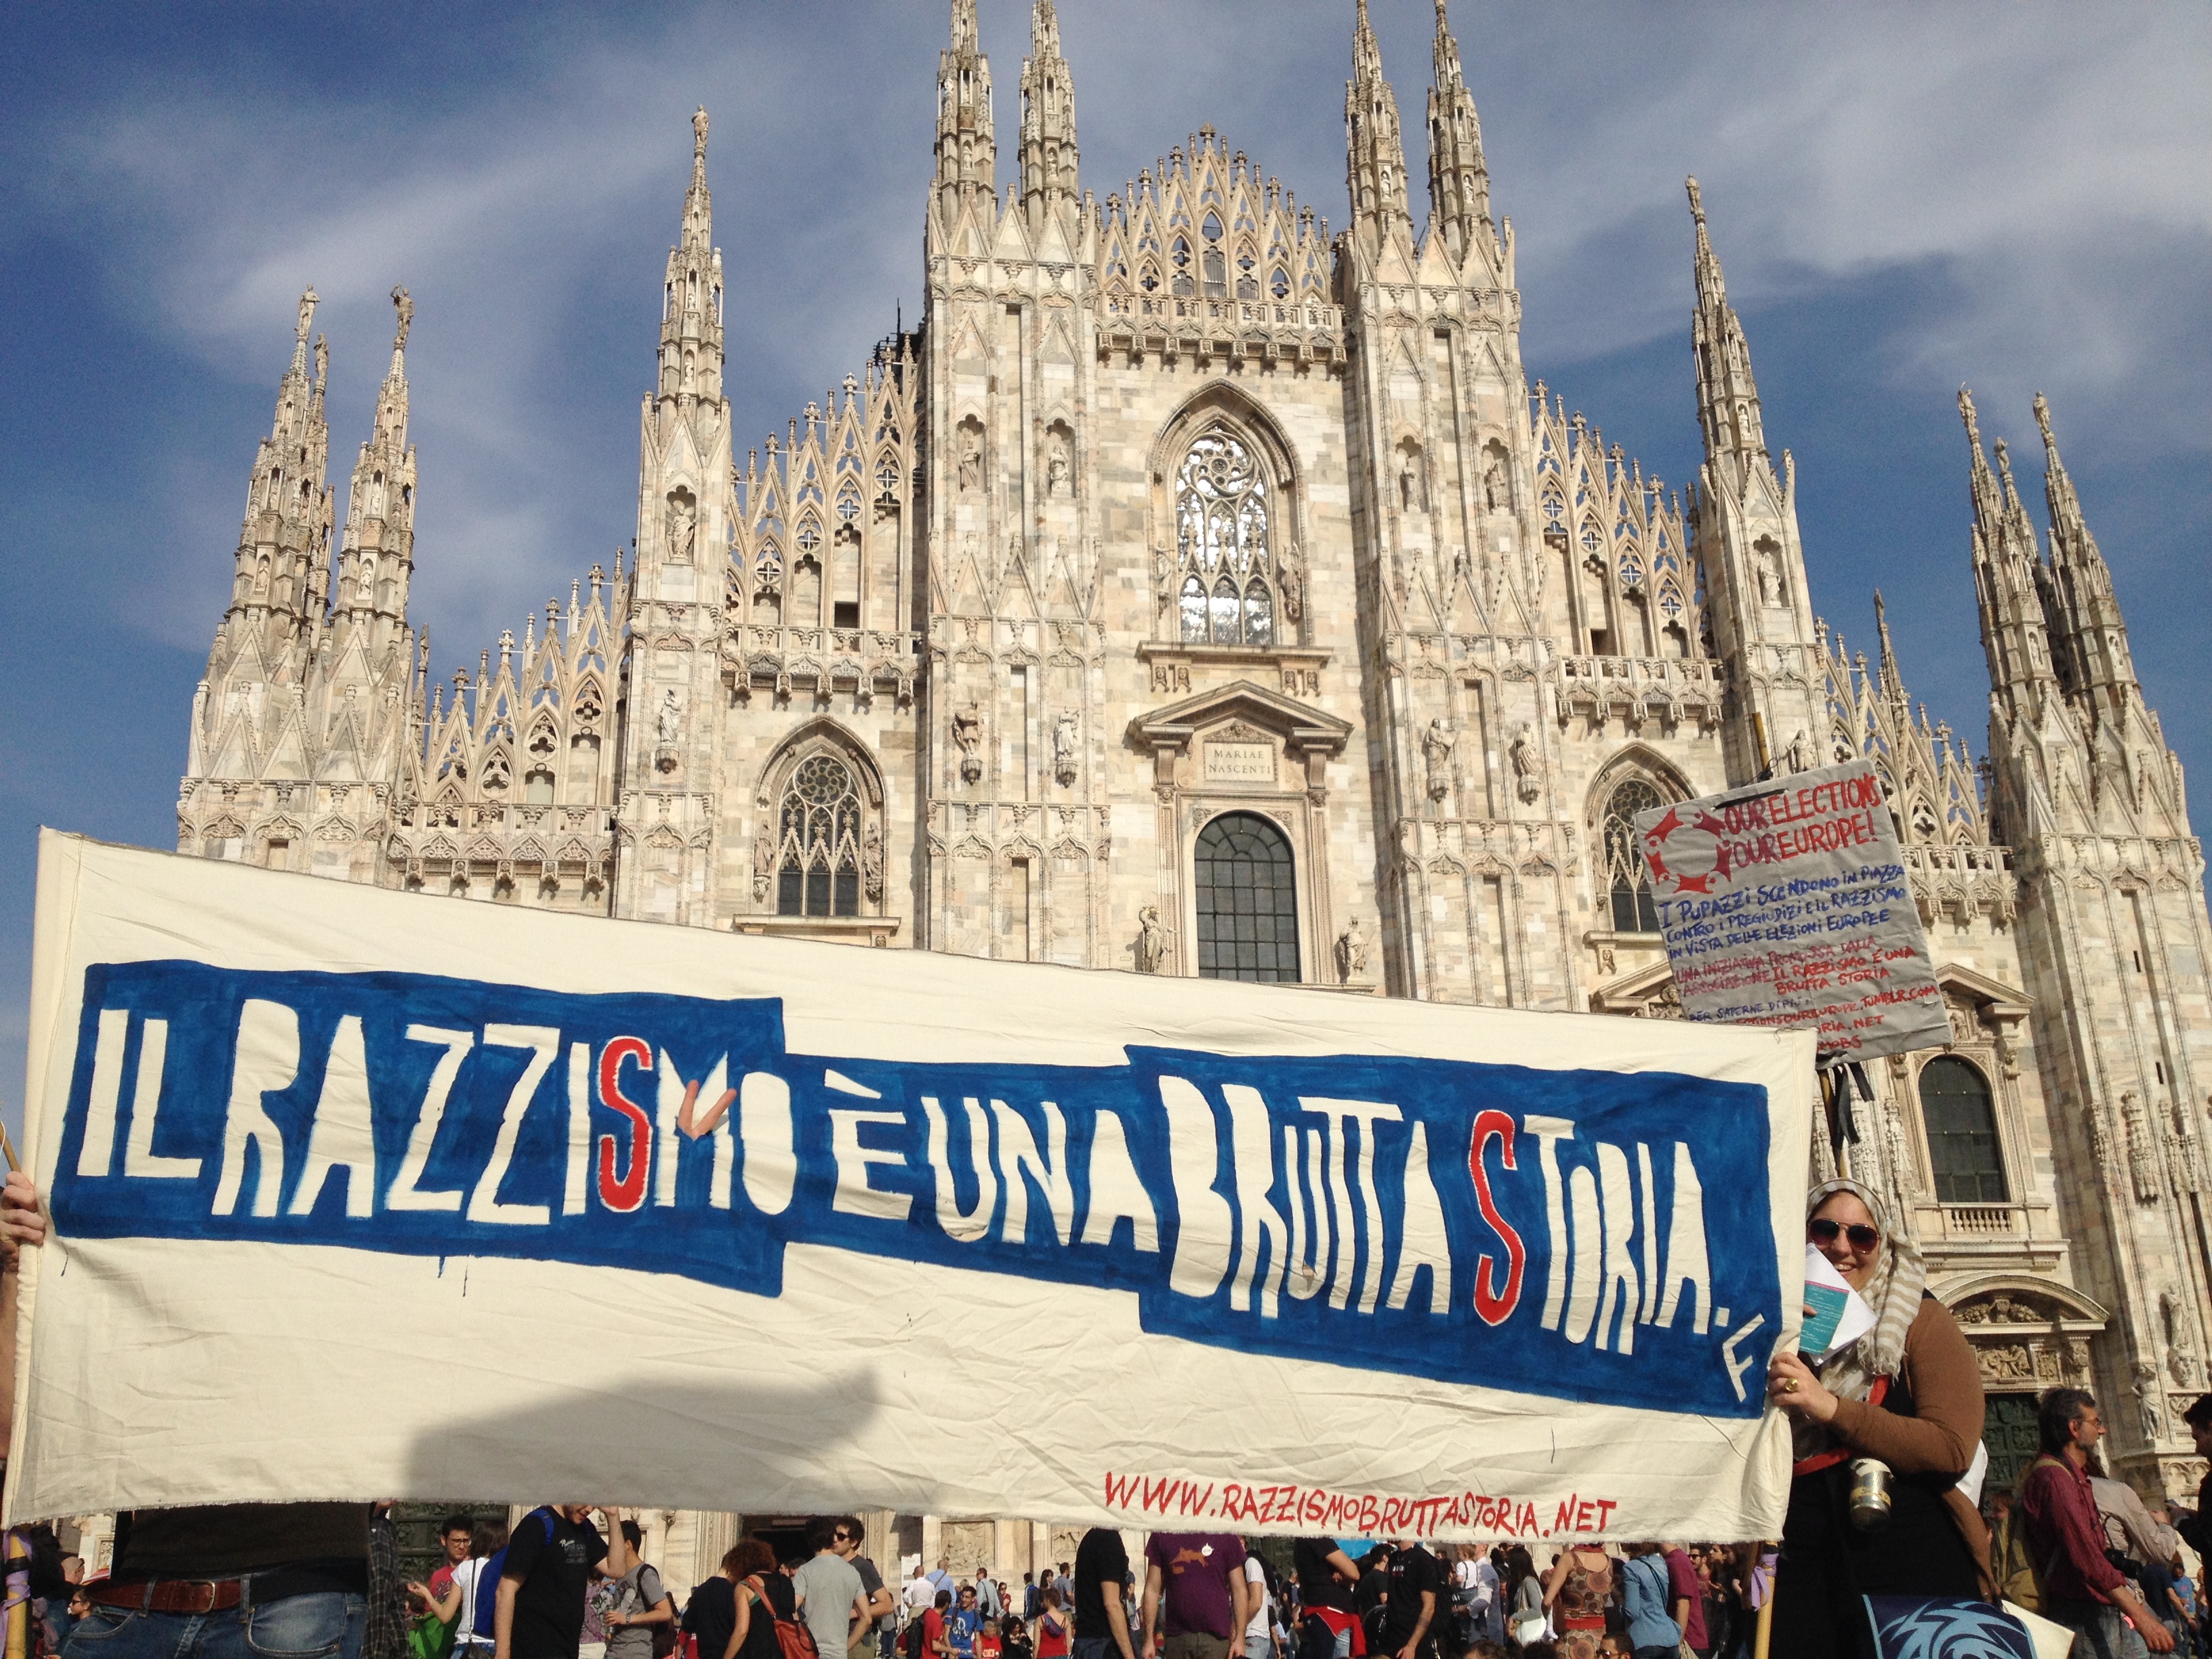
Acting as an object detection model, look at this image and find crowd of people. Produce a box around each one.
[13,1160,2212,1659]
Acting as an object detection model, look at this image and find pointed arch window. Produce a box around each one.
[1919,1056,2006,1204]
[1602,778,1665,933]
[1174,425,1277,646]
[776,753,863,917]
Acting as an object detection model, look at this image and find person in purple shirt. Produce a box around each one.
[1140,1536,1247,1659]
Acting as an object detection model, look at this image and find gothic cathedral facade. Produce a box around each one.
[176,1,2212,1505]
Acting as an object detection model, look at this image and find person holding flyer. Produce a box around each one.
[1763,1181,1988,1656]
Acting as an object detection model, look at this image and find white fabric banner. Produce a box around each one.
[1635,761,1950,1062]
[9,831,1814,1542]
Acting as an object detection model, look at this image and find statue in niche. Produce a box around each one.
[1399,451,1422,512]
[1508,725,1543,804]
[1451,546,1472,592]
[752,825,775,901]
[1334,916,1369,985]
[1052,712,1080,787]
[951,703,985,783]
[1755,544,1783,607]
[664,495,698,563]
[1784,729,1809,775]
[1481,453,1507,512]
[958,439,983,495]
[862,822,884,903]
[2163,1288,2201,1387]
[1276,542,1304,623]
[1422,718,1455,802]
[1046,436,1070,497]
[1134,906,1172,975]
[655,689,682,747]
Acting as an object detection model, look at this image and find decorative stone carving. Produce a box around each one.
[1046,434,1070,496]
[2122,1092,2162,1203]
[952,703,984,783]
[1134,905,1171,975]
[1334,916,1368,985]
[2163,1288,2201,1387]
[1277,541,1304,623]
[1481,454,1507,512]
[1783,729,1809,774]
[1596,943,1616,977]
[1052,711,1080,787]
[1508,725,1543,804]
[1637,985,1684,1020]
[958,438,983,494]
[1422,718,1455,803]
[1980,1344,2034,1382]
[862,822,883,903]
[2135,1360,2163,1444]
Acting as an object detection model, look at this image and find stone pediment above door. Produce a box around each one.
[1127,678,1352,798]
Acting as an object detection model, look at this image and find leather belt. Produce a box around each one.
[87,1568,355,1616]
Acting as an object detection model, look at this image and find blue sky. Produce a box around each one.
[2,3,2207,1132]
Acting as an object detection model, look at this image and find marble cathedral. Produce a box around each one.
[175,0,2212,1536]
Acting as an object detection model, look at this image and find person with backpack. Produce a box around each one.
[495,1505,630,1659]
[603,1522,676,1659]
[1033,1589,1068,1659]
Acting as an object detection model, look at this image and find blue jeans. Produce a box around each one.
[64,1593,365,1659]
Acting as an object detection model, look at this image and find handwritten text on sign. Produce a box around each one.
[54,961,1783,1416]
[1634,762,1948,1060]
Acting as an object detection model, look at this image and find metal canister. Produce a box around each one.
[1848,1456,1894,1530]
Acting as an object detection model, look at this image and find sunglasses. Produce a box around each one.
[1808,1218,1879,1251]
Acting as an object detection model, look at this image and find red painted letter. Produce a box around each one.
[1469,1109,1525,1326]
[596,1036,653,1212]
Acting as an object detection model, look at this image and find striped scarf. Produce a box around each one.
[1793,1178,1925,1462]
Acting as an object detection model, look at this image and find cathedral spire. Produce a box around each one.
[655,108,724,410]
[1425,0,1493,266]
[1019,0,1078,230]
[935,0,998,218]
[1345,0,1413,255]
[2033,392,2136,705]
[1686,178,1767,477]
[223,287,333,651]
[1959,386,2055,707]
[1874,590,1906,705]
[333,285,419,642]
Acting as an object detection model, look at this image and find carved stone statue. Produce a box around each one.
[1755,544,1782,607]
[1134,906,1171,975]
[862,822,884,903]
[1783,729,1809,774]
[655,688,682,747]
[2134,1360,2163,1444]
[1399,451,1421,512]
[752,824,775,901]
[297,286,319,342]
[958,440,983,495]
[664,495,698,564]
[313,333,329,388]
[1508,726,1543,804]
[1153,546,1178,615]
[952,703,984,783]
[390,285,413,352]
[1276,542,1304,623]
[1049,711,1081,786]
[1334,916,1369,985]
[1481,454,1507,512]
[2162,1286,2203,1386]
[2122,1091,2162,1203]
[692,104,710,155]
[1047,438,1070,497]
[1422,718,1455,802]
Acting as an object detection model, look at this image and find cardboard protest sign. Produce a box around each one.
[11,831,1814,1541]
[1635,762,1950,1061]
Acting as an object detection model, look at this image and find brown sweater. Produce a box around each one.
[1824,1294,1985,1476]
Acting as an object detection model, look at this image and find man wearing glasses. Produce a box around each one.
[793,1519,872,1659]
[831,1520,898,1659]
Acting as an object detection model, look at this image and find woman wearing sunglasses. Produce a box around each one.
[1762,1179,1989,1655]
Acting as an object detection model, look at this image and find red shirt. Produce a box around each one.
[926,1611,948,1654]
[976,1637,1002,1659]
[1036,1613,1069,1659]
[2020,1452,2126,1605]
[1662,1550,1707,1650]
